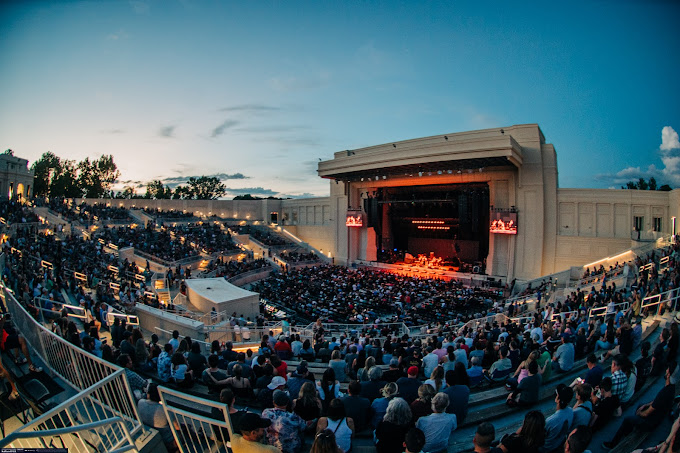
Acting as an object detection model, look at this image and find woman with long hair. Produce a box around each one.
[371,382,398,428]
[424,365,446,392]
[506,350,539,390]
[293,381,322,423]
[317,399,354,453]
[374,397,413,453]
[208,363,253,398]
[317,368,340,415]
[352,350,367,376]
[453,362,470,387]
[441,346,457,373]
[358,356,376,382]
[499,410,545,453]
[310,429,343,453]
[170,352,193,388]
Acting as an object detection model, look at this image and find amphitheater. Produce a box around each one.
[0,124,678,453]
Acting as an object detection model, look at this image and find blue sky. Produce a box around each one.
[1,1,679,198]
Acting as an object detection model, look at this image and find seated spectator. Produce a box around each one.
[371,382,399,428]
[317,368,341,414]
[374,397,414,453]
[270,355,288,381]
[274,335,292,360]
[382,358,404,383]
[202,354,228,393]
[410,384,435,422]
[310,429,343,453]
[292,381,322,423]
[137,383,175,450]
[635,341,652,391]
[506,350,539,391]
[212,388,248,443]
[170,352,193,388]
[499,410,545,453]
[486,346,512,379]
[552,334,575,373]
[564,426,593,453]
[507,360,541,407]
[157,344,173,383]
[209,363,254,399]
[187,341,207,377]
[256,364,275,390]
[602,362,677,449]
[262,390,307,453]
[403,427,427,453]
[422,346,439,379]
[416,392,457,453]
[317,398,355,453]
[230,412,279,453]
[258,375,286,410]
[228,352,252,379]
[584,354,603,387]
[443,369,470,424]
[542,384,574,452]
[468,356,484,381]
[610,355,628,401]
[118,354,149,400]
[397,366,422,404]
[342,381,371,432]
[589,377,619,432]
[329,350,348,382]
[359,366,387,402]
[571,383,593,430]
[288,363,314,399]
[0,360,20,401]
[424,365,446,392]
[473,422,503,453]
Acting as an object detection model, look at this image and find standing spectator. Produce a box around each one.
[0,314,43,373]
[317,399,355,453]
[262,390,307,453]
[416,392,458,453]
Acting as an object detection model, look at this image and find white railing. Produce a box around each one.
[0,370,142,452]
[158,385,234,453]
[550,310,579,323]
[588,302,630,322]
[641,287,680,315]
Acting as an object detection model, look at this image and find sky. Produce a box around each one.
[1,1,679,199]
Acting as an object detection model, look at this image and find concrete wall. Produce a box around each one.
[135,303,204,339]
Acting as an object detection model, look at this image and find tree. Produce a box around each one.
[30,151,79,197]
[77,155,121,198]
[622,177,672,191]
[145,180,172,199]
[233,194,261,200]
[119,186,137,199]
[172,185,193,200]
[187,176,226,200]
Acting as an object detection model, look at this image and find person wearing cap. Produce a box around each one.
[287,362,313,399]
[396,366,422,404]
[552,333,575,373]
[258,375,287,409]
[543,384,574,452]
[231,412,281,453]
[262,390,308,453]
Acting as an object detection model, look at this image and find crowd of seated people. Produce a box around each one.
[200,257,271,279]
[143,207,196,221]
[278,251,321,264]
[253,265,506,326]
[0,199,40,224]
[229,224,292,247]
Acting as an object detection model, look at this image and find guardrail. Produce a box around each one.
[641,287,680,316]
[0,370,141,452]
[158,385,234,453]
[588,302,630,322]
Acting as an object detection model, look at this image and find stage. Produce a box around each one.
[354,260,506,287]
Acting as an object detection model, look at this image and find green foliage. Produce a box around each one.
[233,194,261,200]
[145,180,172,199]
[77,155,121,198]
[172,176,226,200]
[622,177,672,191]
[31,151,80,197]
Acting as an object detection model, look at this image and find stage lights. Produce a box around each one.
[411,220,445,224]
[417,225,450,230]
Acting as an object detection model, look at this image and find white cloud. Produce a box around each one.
[661,126,680,151]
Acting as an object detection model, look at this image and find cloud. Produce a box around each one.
[226,187,279,197]
[102,129,124,134]
[595,126,680,188]
[107,29,129,41]
[162,173,249,184]
[129,1,149,15]
[211,120,239,137]
[159,125,176,138]
[661,126,680,151]
[219,104,280,113]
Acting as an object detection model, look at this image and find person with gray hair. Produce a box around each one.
[416,392,458,453]
[374,397,413,453]
[360,365,387,402]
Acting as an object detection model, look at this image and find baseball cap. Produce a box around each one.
[267,376,286,390]
[238,412,271,433]
[273,389,290,406]
[407,366,419,376]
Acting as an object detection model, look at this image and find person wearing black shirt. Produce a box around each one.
[342,381,372,432]
[396,367,422,404]
[602,362,677,449]
[382,358,405,383]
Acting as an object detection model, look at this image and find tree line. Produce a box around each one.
[31,152,227,200]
